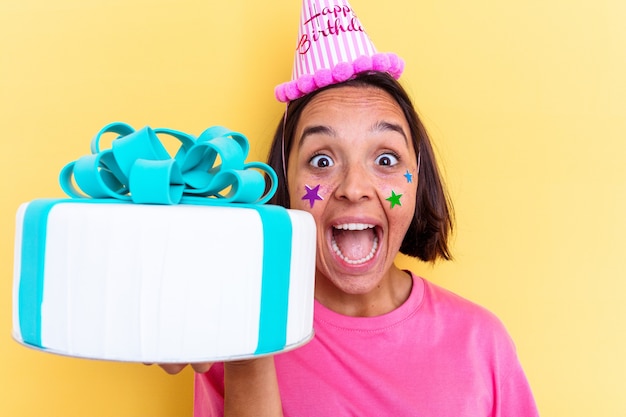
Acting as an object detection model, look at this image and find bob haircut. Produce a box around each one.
[266,71,454,262]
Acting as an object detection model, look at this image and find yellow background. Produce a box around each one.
[1,0,625,415]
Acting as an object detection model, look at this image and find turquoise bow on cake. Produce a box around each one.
[60,122,277,205]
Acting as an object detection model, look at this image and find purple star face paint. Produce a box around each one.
[302,184,323,208]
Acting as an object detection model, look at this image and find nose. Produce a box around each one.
[334,162,375,202]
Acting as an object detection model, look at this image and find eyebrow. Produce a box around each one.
[298,125,336,148]
[372,121,408,145]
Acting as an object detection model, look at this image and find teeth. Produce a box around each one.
[331,234,379,265]
[333,223,375,231]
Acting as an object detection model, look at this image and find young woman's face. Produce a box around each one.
[287,85,419,300]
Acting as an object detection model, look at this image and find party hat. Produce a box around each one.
[275,0,404,102]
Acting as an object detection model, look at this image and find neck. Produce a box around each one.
[314,265,413,317]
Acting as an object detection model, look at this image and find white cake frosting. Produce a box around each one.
[13,200,316,362]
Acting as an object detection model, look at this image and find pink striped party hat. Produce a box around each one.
[275,0,404,102]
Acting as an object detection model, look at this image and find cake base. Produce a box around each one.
[12,331,315,363]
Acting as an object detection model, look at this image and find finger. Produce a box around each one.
[158,363,188,375]
[191,362,213,373]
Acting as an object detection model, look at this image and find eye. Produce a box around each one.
[375,152,399,167]
[310,154,334,168]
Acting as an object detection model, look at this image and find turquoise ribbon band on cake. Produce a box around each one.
[59,122,278,205]
[18,122,292,357]
[254,204,293,355]
[18,199,58,347]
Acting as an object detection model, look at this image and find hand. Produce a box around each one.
[147,358,283,415]
[144,362,213,374]
[224,357,283,416]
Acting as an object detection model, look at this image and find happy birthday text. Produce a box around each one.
[297,5,365,55]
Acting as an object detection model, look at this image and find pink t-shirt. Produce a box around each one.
[194,274,539,416]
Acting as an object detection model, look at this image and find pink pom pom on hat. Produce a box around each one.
[275,0,404,103]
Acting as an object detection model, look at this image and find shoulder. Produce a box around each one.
[419,275,502,321]
[415,274,516,349]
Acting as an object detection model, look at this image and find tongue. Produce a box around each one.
[334,229,375,260]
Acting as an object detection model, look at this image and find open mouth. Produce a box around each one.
[331,223,379,265]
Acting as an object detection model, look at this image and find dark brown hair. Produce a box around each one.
[266,71,454,262]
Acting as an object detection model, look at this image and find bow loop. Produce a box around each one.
[90,122,136,154]
[60,123,278,205]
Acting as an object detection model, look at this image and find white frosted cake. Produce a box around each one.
[13,200,316,363]
[12,122,317,363]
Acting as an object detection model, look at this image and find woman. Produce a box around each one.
[163,71,538,416]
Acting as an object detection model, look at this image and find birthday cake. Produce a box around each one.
[12,122,317,363]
